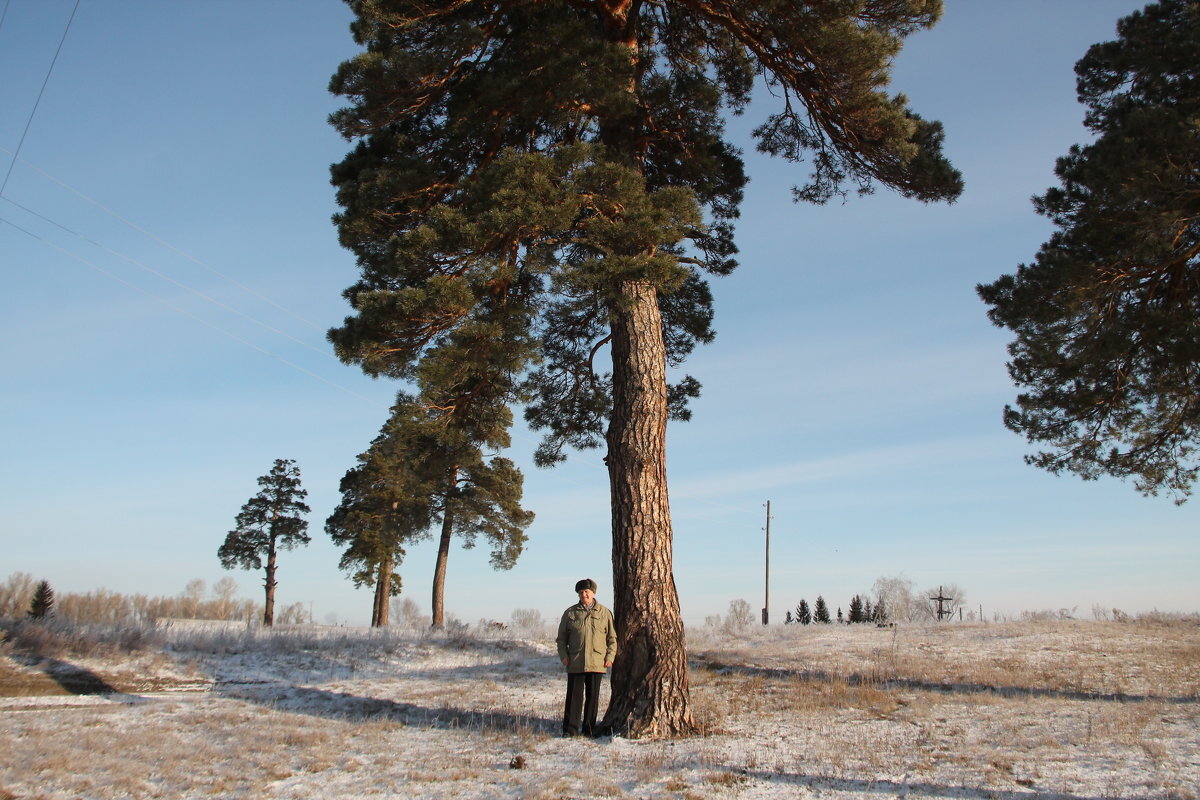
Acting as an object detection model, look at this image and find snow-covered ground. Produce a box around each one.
[2,618,1197,799]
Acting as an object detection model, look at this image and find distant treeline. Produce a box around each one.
[0,572,308,626]
[785,594,886,625]
[706,576,972,630]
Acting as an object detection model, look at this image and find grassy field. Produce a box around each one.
[2,616,1197,799]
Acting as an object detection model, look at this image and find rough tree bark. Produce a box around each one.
[602,280,696,738]
[372,556,393,628]
[263,542,277,627]
[430,467,457,629]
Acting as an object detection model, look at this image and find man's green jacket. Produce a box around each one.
[556,601,617,674]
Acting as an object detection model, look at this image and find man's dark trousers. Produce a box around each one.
[563,671,603,736]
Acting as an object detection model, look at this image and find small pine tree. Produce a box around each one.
[874,597,888,624]
[797,600,812,625]
[814,596,831,624]
[27,580,54,620]
[848,594,865,623]
[864,599,873,622]
[837,607,844,624]
[784,609,794,625]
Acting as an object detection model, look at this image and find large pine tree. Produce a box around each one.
[329,394,534,629]
[978,0,1200,502]
[328,0,960,737]
[326,409,430,627]
[400,395,535,630]
[218,459,311,626]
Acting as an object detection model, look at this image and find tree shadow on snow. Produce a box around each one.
[181,634,556,686]
[693,657,1199,705]
[40,657,120,695]
[216,682,559,736]
[9,653,129,696]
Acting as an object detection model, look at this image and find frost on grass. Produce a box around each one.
[1,617,1197,799]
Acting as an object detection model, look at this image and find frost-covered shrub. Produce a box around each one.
[390,597,431,631]
[510,608,544,633]
[1,618,164,659]
[0,572,38,620]
[724,599,754,631]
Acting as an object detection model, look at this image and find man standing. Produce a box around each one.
[556,578,617,737]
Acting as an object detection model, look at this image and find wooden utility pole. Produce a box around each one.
[762,500,771,625]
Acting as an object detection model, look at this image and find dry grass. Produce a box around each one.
[681,619,1200,799]
[691,617,1200,699]
[1,618,1197,799]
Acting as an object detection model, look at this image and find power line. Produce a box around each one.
[0,146,326,332]
[3,195,337,363]
[0,0,80,197]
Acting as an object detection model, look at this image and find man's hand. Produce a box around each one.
[561,658,570,667]
[604,661,612,669]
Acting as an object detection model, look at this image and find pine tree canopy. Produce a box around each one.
[978,0,1200,502]
[326,411,430,590]
[329,393,535,583]
[327,0,963,461]
[218,459,312,571]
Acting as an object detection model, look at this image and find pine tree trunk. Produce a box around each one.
[372,556,392,627]
[601,279,696,739]
[430,469,457,630]
[263,541,277,627]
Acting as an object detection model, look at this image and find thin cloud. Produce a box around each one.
[672,434,1007,502]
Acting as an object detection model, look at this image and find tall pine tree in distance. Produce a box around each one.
[218,459,311,626]
[329,393,535,629]
[326,409,431,627]
[797,599,812,626]
[327,0,961,737]
[397,393,535,630]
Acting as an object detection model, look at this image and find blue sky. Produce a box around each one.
[2,0,1194,626]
